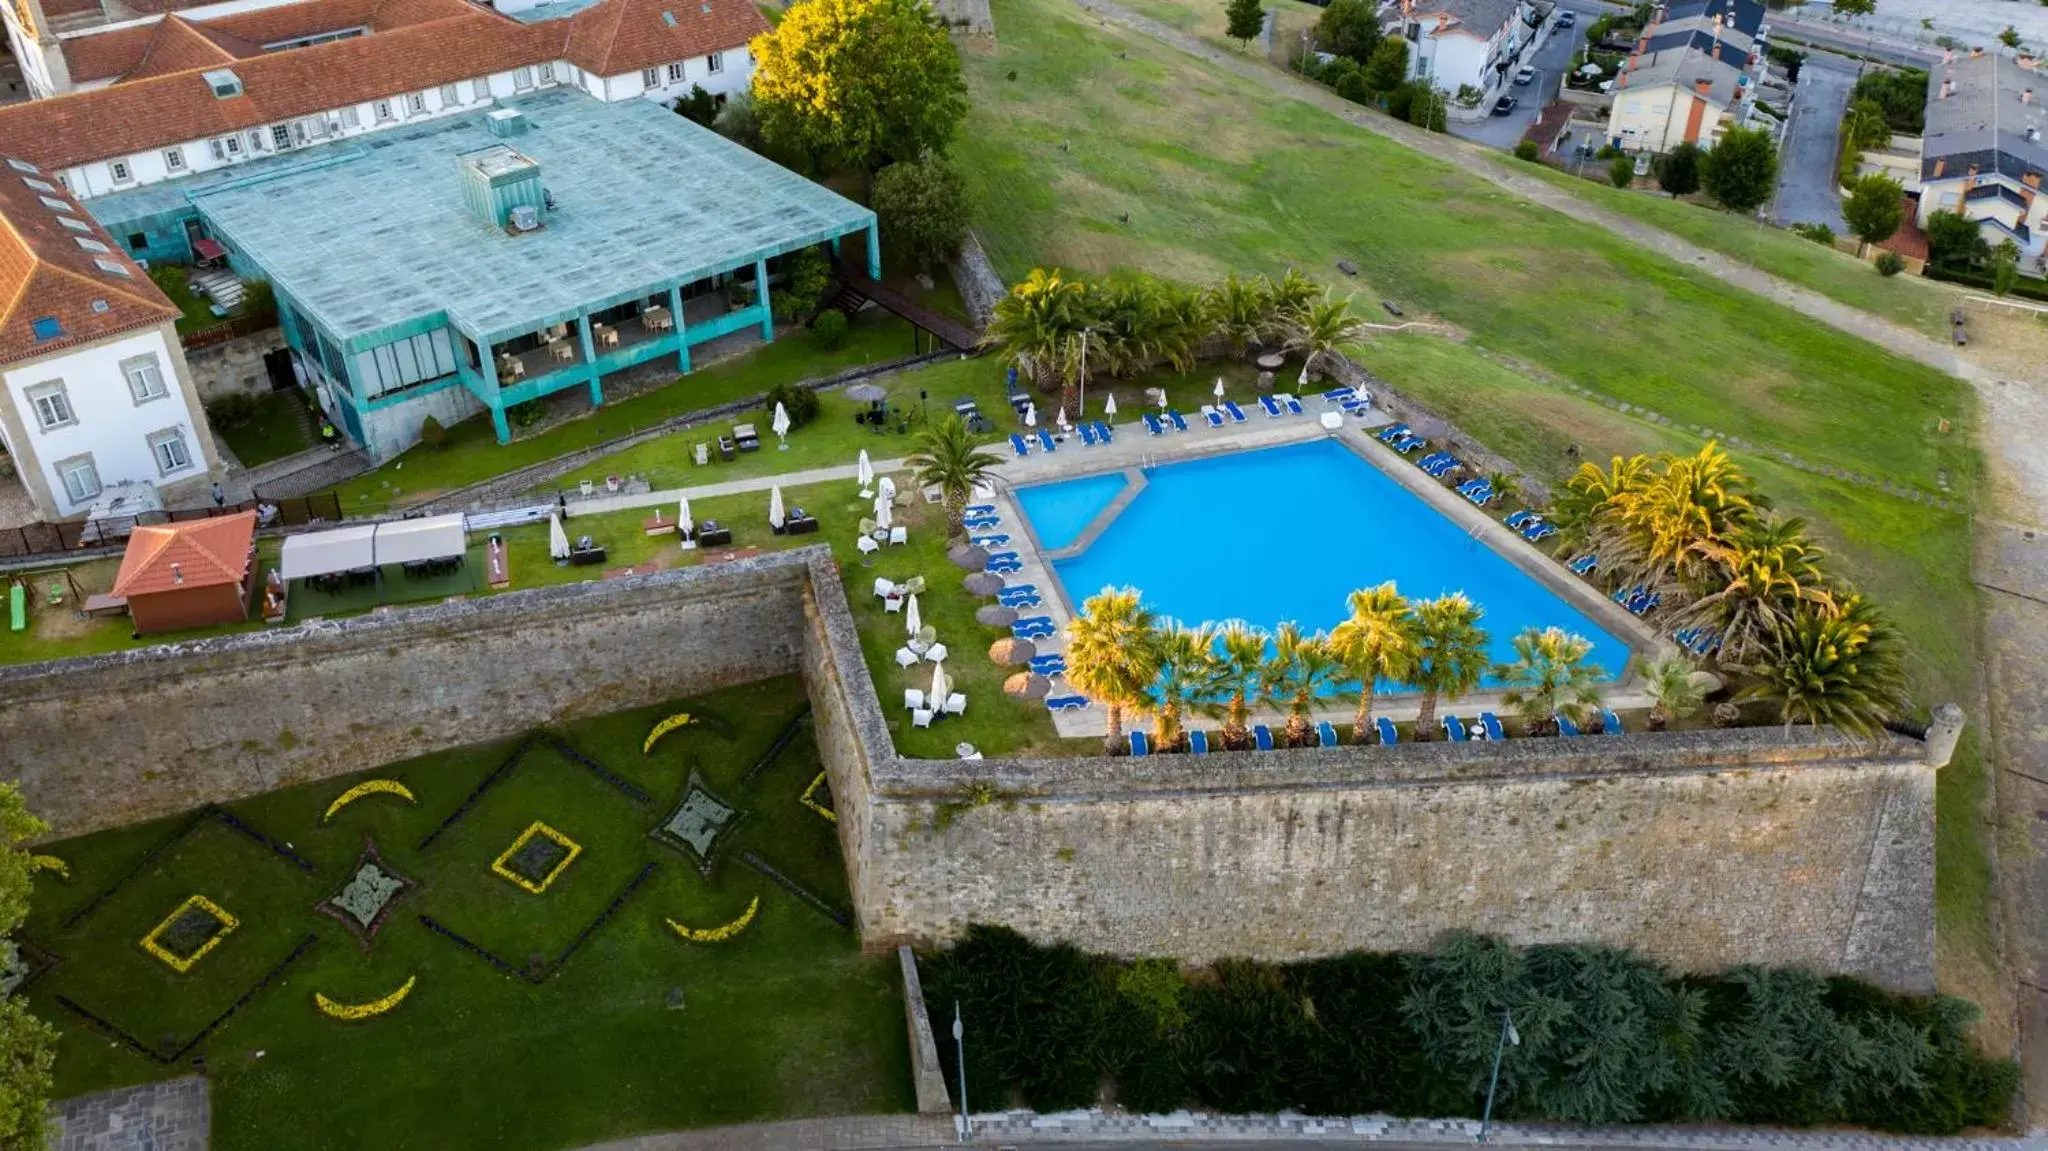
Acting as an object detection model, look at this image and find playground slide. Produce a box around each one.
[8,584,22,632]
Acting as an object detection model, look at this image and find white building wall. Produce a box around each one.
[356,381,485,463]
[1,327,210,516]
[1416,31,1491,94]
[621,47,754,105]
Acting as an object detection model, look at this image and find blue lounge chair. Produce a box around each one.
[1012,614,1053,631]
[1419,452,1447,469]
[1092,420,1113,443]
[1143,412,1165,436]
[1281,394,1304,415]
[1045,694,1089,712]
[1013,621,1054,640]
[1010,433,1030,457]
[1323,387,1356,404]
[971,534,1011,548]
[1029,654,1067,676]
[1525,524,1557,542]
[1673,626,1698,647]
[1600,708,1623,735]
[1259,394,1284,418]
[1253,724,1275,751]
[1442,715,1468,742]
[1555,713,1582,737]
[1000,594,1042,609]
[1456,479,1482,496]
[1480,712,1506,741]
[1167,409,1189,432]
[1078,422,1099,447]
[965,504,995,515]
[985,550,1020,563]
[1222,400,1247,422]
[1468,488,1496,507]
[1505,510,1540,529]
[1000,582,1039,596]
[1430,457,1463,477]
[986,561,1022,575]
[1036,429,1057,452]
[1379,423,1410,444]
[1568,554,1598,575]
[1201,406,1225,428]
[963,516,1000,531]
[1374,716,1398,745]
[1129,730,1150,756]
[1317,720,1338,747]
[1189,730,1210,755]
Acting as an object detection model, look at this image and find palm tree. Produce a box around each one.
[1205,273,1273,360]
[1148,620,1230,750]
[1680,531,1836,663]
[1329,583,1416,744]
[1156,279,1215,374]
[1640,656,1705,731]
[1482,470,1521,510]
[1408,594,1492,740]
[907,413,1001,540]
[1265,268,1320,325]
[1283,290,1372,385]
[1611,442,1754,584]
[1215,619,1270,749]
[984,268,1094,410]
[1263,623,1349,746]
[1553,454,1651,553]
[1065,587,1163,755]
[1093,274,1183,380]
[1740,596,1907,742]
[1495,627,1606,736]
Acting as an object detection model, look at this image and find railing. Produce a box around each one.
[0,493,343,563]
[180,315,277,351]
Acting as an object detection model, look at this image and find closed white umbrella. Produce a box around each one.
[548,513,569,560]
[1104,392,1118,418]
[772,401,792,451]
[678,497,694,549]
[1024,402,1037,428]
[1213,377,1226,401]
[929,658,949,705]
[904,592,922,640]
[1299,358,1313,388]
[856,449,874,497]
[768,484,786,530]
[873,493,893,532]
[1056,406,1070,430]
[878,475,896,504]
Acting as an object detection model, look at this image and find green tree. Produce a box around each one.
[1833,0,1874,15]
[1608,154,1635,188]
[713,92,764,151]
[1844,98,1891,153]
[1408,593,1491,739]
[1924,209,1990,270]
[1657,142,1702,197]
[2000,25,2022,50]
[1641,656,1706,731]
[1993,238,2022,296]
[1741,596,1907,741]
[1262,624,1349,746]
[1215,620,1269,749]
[1313,0,1380,63]
[672,83,720,127]
[1203,272,1275,359]
[771,246,832,322]
[1148,620,1230,750]
[1329,582,1415,743]
[1225,0,1264,47]
[873,154,969,271]
[1405,82,1447,131]
[1282,289,1370,383]
[1363,37,1410,93]
[0,786,53,1150]
[1496,627,1606,735]
[1066,588,1162,754]
[1841,172,1904,255]
[906,413,1000,539]
[750,0,967,173]
[1700,125,1778,214]
[985,268,1095,410]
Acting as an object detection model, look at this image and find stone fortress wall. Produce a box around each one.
[0,549,1948,991]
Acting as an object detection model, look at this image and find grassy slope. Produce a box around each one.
[26,680,912,1151]
[950,0,1995,997]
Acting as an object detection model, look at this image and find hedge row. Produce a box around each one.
[919,927,2015,1134]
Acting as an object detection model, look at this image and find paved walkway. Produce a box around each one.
[1773,53,1854,233]
[48,1077,208,1151]
[564,457,912,520]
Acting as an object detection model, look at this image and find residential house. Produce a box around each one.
[1917,50,2048,267]
[0,156,219,521]
[1399,0,1537,108]
[1607,0,1767,155]
[109,509,258,634]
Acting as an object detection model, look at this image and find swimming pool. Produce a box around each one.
[1018,440,1633,686]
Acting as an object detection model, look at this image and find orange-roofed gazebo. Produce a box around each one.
[109,511,259,636]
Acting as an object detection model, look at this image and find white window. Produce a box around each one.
[440,82,460,107]
[538,62,556,83]
[148,428,192,475]
[26,381,72,429]
[706,51,723,74]
[473,78,492,102]
[109,159,132,182]
[271,124,293,151]
[666,62,684,83]
[163,147,186,171]
[374,99,394,122]
[56,455,100,503]
[122,354,166,403]
[339,105,362,129]
[641,67,659,89]
[73,237,108,253]
[513,66,534,91]
[407,92,427,116]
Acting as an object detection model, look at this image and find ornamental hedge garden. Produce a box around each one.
[920,926,2016,1134]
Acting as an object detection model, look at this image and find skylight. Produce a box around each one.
[90,299,109,313]
[74,237,109,253]
[662,10,677,25]
[21,177,53,193]
[29,315,62,341]
[202,68,243,99]
[57,217,89,233]
[94,258,130,277]
[7,160,37,174]
[37,196,65,211]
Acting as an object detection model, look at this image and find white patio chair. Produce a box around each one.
[856,535,880,555]
[904,689,925,711]
[912,708,935,728]
[884,595,904,613]
[924,643,949,663]
[873,577,897,599]
[944,692,967,715]
[888,526,908,546]
[894,647,920,668]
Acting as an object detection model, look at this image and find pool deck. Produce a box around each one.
[977,403,1671,742]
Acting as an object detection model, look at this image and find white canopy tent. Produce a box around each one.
[279,523,379,580]
[373,514,468,566]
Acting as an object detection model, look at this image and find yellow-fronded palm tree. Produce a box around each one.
[1065,587,1162,755]
[1148,620,1229,751]
[1329,583,1416,744]
[1683,529,1837,663]
[1612,442,1754,583]
[1262,623,1349,746]
[984,268,1094,412]
[1740,595,1907,742]
[1283,290,1372,386]
[1553,454,1652,552]
[907,413,1001,540]
[1215,619,1270,749]
[1495,627,1606,736]
[1408,593,1491,740]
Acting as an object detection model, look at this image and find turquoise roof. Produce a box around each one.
[87,89,873,349]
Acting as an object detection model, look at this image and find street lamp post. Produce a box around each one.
[1477,1008,1519,1144]
[952,1002,969,1143]
[1075,327,1094,421]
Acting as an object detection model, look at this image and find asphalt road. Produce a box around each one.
[1771,52,1857,232]
[1448,2,1596,150]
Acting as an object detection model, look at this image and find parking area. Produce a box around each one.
[1449,0,1596,150]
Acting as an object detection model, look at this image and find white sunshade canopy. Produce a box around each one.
[374,514,468,566]
[279,523,379,580]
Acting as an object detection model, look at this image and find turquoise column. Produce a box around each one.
[829,236,841,260]
[754,259,773,342]
[479,344,510,444]
[577,313,601,405]
[669,285,691,373]
[865,221,880,279]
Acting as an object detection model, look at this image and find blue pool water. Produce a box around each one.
[1034,440,1632,686]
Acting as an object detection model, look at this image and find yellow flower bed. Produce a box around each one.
[29,854,68,879]
[315,975,417,1021]
[323,779,417,823]
[643,712,695,755]
[665,896,759,944]
[800,772,837,824]
[140,894,238,974]
[489,821,582,895]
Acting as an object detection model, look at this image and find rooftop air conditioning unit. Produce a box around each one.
[509,204,540,232]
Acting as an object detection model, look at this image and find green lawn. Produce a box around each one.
[25,680,912,1151]
[211,390,319,468]
[147,266,225,338]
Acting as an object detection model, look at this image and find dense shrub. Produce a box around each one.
[1513,140,1539,162]
[1875,251,1906,277]
[772,246,832,323]
[1850,67,1929,134]
[419,414,450,450]
[922,927,2015,1131]
[811,308,849,350]
[205,393,258,429]
[762,381,821,428]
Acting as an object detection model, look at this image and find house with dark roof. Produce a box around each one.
[1398,0,1539,108]
[0,153,219,520]
[1606,0,1768,154]
[1917,49,2048,265]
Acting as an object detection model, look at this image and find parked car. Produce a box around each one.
[1514,66,1536,85]
[1555,10,1575,27]
[1492,95,1518,116]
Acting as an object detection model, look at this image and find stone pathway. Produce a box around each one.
[572,1114,954,1150]
[48,1077,208,1151]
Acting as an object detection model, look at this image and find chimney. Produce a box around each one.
[171,562,183,585]
[1971,46,1983,59]
[1941,75,1954,99]
[2026,88,2036,105]
[1944,48,1955,65]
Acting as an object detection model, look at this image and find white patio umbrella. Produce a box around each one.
[1056,405,1070,430]
[678,497,695,549]
[548,513,569,560]
[856,449,874,497]
[929,658,950,707]
[768,484,786,530]
[1299,357,1313,388]
[904,592,922,640]
[1024,402,1037,428]
[874,493,893,533]
[878,475,897,504]
[1104,392,1118,418]
[1213,377,1226,402]
[771,401,792,451]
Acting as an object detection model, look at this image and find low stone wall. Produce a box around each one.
[898,945,955,1116]
[184,330,283,404]
[947,231,1007,326]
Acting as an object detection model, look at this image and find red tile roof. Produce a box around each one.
[564,0,766,77]
[0,159,175,364]
[124,17,251,82]
[111,511,257,597]
[60,23,164,83]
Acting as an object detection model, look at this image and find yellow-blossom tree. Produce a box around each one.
[748,0,967,174]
